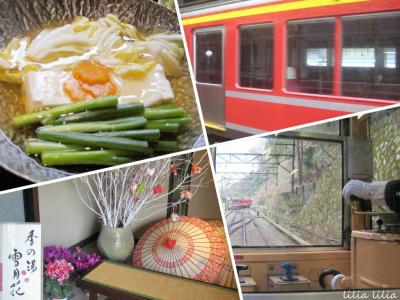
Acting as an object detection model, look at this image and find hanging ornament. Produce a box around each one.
[170,165,177,175]
[130,182,138,196]
[192,165,202,175]
[180,189,192,200]
[136,183,145,193]
[147,167,155,176]
[170,213,180,222]
[153,184,163,194]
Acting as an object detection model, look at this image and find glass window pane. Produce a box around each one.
[341,13,400,100]
[369,107,400,212]
[215,138,343,247]
[239,24,274,89]
[342,48,375,67]
[287,19,335,95]
[306,48,329,66]
[296,120,340,135]
[370,107,400,181]
[195,30,223,84]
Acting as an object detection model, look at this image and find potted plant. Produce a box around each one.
[44,259,74,300]
[44,245,102,275]
[43,245,102,299]
[75,155,208,262]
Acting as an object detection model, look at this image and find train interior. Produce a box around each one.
[212,106,400,294]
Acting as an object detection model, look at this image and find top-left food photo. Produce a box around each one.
[0,0,204,191]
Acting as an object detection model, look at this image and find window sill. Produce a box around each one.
[233,247,350,262]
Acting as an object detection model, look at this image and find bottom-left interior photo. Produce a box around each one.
[0,150,239,300]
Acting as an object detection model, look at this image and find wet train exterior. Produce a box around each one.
[182,0,400,138]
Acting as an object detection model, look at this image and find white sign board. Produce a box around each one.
[1,223,42,300]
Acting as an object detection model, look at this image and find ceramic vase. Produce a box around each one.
[97,225,134,262]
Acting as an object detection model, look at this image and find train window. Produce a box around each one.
[286,19,334,95]
[306,48,329,67]
[215,137,343,247]
[369,107,400,182]
[194,29,223,84]
[342,48,375,68]
[341,13,400,100]
[239,24,274,89]
[295,120,340,135]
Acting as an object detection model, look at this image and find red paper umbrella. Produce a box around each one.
[132,216,226,284]
[207,219,237,289]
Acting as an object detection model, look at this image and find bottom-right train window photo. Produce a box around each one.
[212,106,400,296]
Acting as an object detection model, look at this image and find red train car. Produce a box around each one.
[182,0,400,138]
[228,198,253,209]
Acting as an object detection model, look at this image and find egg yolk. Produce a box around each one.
[64,61,117,102]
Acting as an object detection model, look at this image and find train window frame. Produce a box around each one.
[216,126,349,250]
[285,17,336,96]
[237,22,274,92]
[283,12,400,103]
[340,11,400,101]
[193,26,225,86]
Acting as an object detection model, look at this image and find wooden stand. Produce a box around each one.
[240,277,257,293]
[76,261,239,300]
[351,230,400,289]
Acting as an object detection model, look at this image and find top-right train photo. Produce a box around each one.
[179,0,400,142]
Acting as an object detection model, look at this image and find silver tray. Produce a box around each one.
[0,0,203,183]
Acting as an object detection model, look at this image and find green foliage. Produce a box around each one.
[257,199,266,206]
[292,158,342,241]
[44,277,74,299]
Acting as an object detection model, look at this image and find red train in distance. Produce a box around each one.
[181,0,400,139]
[228,198,253,210]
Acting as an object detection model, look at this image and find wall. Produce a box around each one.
[38,178,170,246]
[0,191,25,222]
[188,150,222,220]
[38,180,100,247]
[38,151,221,246]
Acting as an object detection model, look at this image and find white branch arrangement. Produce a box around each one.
[75,153,209,228]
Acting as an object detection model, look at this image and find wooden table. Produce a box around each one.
[76,261,239,300]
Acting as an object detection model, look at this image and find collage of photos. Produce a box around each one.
[0,0,399,300]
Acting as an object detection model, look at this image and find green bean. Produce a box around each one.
[149,103,178,110]
[94,129,160,141]
[37,130,152,154]
[145,122,179,133]
[53,103,144,124]
[41,150,132,166]
[144,107,185,120]
[146,117,192,126]
[13,96,118,127]
[39,117,147,133]
[26,139,85,154]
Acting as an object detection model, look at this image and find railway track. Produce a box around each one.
[253,218,271,246]
[226,208,343,246]
[226,208,272,246]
